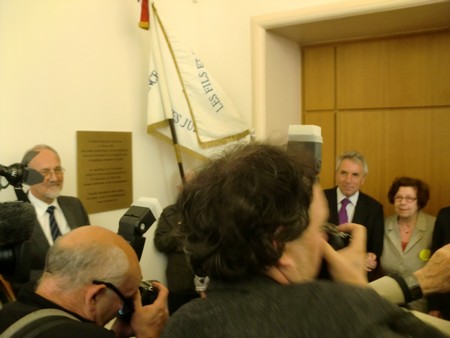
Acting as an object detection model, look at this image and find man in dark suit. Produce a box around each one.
[324,151,384,281]
[428,206,450,320]
[22,144,90,285]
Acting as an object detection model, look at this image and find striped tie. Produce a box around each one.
[46,205,62,241]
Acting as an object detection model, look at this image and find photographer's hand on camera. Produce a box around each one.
[414,244,450,296]
[322,223,368,286]
[112,281,169,338]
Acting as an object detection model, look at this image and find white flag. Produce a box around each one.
[147,4,251,159]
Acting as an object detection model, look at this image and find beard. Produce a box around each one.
[44,186,62,200]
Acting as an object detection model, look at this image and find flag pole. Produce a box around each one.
[149,2,185,183]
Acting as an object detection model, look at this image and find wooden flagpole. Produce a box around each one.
[149,2,185,183]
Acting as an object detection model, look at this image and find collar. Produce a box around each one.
[16,287,91,323]
[27,191,60,216]
[336,187,359,205]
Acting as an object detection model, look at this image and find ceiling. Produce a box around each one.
[269,1,450,45]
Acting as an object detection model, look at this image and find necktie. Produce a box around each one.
[338,198,350,224]
[47,205,62,241]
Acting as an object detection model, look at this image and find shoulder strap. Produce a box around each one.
[0,308,80,338]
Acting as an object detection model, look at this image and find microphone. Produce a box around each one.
[0,202,36,246]
[0,202,36,282]
[0,163,44,188]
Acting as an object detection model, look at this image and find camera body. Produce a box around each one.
[139,280,159,305]
[117,280,159,321]
[323,223,351,250]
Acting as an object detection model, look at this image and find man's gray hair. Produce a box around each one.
[43,238,130,290]
[22,144,60,165]
[335,151,368,176]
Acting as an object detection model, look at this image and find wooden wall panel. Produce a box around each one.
[336,31,450,109]
[302,30,450,217]
[335,108,450,216]
[302,46,335,111]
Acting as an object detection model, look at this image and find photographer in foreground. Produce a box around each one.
[161,143,445,337]
[0,226,168,338]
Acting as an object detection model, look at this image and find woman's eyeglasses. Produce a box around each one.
[394,195,417,203]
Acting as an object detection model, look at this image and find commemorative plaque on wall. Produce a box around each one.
[76,131,132,214]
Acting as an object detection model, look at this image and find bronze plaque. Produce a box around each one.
[77,131,132,214]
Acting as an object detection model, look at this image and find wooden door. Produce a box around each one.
[302,30,450,216]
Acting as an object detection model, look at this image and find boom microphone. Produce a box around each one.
[0,202,36,246]
[0,202,36,282]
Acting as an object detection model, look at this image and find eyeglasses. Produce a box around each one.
[38,167,65,178]
[394,195,417,203]
[93,280,134,317]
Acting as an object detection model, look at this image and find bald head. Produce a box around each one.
[40,226,141,291]
[60,225,138,261]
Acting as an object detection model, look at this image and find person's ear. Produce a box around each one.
[264,252,293,285]
[361,175,366,186]
[85,284,105,317]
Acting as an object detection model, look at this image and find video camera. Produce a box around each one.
[0,150,44,191]
[0,152,44,288]
[0,202,36,285]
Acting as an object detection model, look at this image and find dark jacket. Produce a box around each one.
[324,187,384,280]
[428,206,450,320]
[154,204,195,293]
[162,276,445,338]
[0,288,115,337]
[30,196,90,271]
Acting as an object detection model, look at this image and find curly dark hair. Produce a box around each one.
[387,176,430,210]
[177,142,315,281]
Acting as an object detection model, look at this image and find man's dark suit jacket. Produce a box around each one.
[324,187,384,281]
[7,195,89,295]
[30,195,90,271]
[428,206,450,319]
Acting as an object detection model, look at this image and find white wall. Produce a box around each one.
[0,0,405,281]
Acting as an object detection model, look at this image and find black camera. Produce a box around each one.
[139,280,159,305]
[117,280,159,321]
[319,224,351,280]
[323,223,351,250]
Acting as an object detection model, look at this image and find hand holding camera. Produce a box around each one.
[112,280,168,338]
[323,223,351,250]
[322,222,369,286]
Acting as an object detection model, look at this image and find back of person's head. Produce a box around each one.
[41,226,131,292]
[336,151,368,176]
[177,142,315,281]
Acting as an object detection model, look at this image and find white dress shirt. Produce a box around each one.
[336,188,359,223]
[28,191,71,245]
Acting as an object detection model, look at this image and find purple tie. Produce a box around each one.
[338,198,350,224]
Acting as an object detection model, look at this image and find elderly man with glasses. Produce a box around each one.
[19,144,90,291]
[0,226,169,337]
